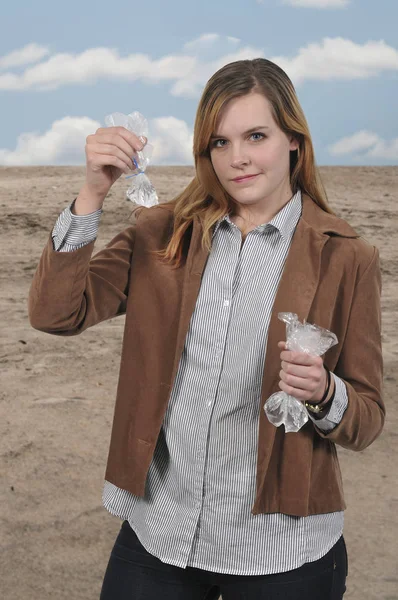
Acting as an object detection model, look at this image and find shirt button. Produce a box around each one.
[223,299,230,307]
[207,400,212,407]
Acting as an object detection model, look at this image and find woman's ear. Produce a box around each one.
[289,137,299,152]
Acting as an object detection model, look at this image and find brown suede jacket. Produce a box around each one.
[28,193,385,517]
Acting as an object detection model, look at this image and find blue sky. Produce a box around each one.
[0,0,396,166]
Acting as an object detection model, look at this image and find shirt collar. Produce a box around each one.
[212,189,302,242]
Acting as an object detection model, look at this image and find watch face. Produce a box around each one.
[305,402,323,413]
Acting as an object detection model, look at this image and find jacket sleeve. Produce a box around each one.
[28,214,140,336]
[314,245,385,451]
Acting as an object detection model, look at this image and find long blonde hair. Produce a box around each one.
[140,58,333,269]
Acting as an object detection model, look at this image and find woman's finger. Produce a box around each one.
[95,127,146,153]
[89,142,135,171]
[87,152,131,175]
[279,368,318,392]
[281,360,319,379]
[280,350,322,367]
[278,380,310,401]
[89,133,139,164]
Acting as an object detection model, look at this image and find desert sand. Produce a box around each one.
[1,166,397,600]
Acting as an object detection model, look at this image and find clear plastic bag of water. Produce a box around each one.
[264,312,338,433]
[104,111,159,207]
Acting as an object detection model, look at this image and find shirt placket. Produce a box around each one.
[189,226,243,542]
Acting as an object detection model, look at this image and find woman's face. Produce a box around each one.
[209,92,299,215]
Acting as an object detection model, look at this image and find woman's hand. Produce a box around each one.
[277,341,328,403]
[84,126,147,202]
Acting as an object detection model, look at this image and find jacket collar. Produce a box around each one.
[300,192,359,239]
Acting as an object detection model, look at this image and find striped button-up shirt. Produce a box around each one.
[52,189,348,575]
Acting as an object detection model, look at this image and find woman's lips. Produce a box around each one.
[232,174,259,183]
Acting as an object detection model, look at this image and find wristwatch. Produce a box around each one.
[305,399,328,414]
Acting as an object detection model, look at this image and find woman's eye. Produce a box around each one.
[250,132,265,141]
[212,139,227,148]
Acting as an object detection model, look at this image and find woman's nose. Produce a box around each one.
[230,154,250,168]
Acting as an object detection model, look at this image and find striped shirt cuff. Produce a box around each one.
[51,198,102,252]
[307,373,348,432]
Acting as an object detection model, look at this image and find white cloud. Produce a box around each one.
[283,0,350,8]
[273,37,398,84]
[183,34,240,51]
[0,43,50,70]
[329,130,398,160]
[0,116,100,165]
[170,45,264,98]
[0,115,194,166]
[183,33,220,51]
[0,47,197,91]
[150,117,194,165]
[0,35,397,97]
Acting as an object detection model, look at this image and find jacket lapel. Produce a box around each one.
[169,216,211,388]
[260,217,329,403]
[256,198,335,482]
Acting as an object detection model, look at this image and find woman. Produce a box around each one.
[28,58,384,599]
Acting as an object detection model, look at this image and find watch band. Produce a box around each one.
[305,366,332,413]
[306,384,336,415]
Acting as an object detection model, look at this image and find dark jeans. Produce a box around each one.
[100,520,348,599]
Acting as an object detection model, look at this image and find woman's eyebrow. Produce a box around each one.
[210,125,270,139]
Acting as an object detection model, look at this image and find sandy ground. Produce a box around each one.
[1,166,397,600]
